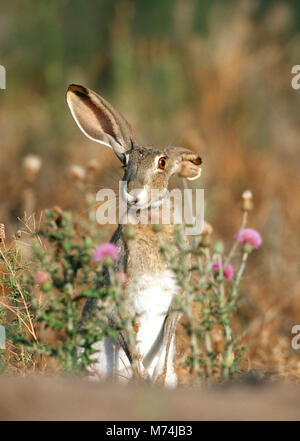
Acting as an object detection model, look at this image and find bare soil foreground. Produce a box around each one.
[0,376,299,421]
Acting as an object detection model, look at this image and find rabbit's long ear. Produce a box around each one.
[66,84,135,160]
[166,147,202,181]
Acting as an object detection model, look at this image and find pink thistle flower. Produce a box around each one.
[34,270,50,285]
[212,261,234,281]
[234,228,262,249]
[93,243,119,263]
[224,264,234,281]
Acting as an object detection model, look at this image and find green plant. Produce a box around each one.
[157,191,262,384]
[0,210,127,375]
[0,190,262,384]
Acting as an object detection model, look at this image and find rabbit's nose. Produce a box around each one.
[129,195,138,204]
[128,188,148,206]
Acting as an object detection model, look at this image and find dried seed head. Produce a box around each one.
[85,192,95,206]
[53,205,64,226]
[0,224,5,242]
[133,319,141,334]
[15,230,22,239]
[23,155,42,184]
[197,221,213,248]
[242,189,253,211]
[53,205,64,217]
[87,159,99,173]
[212,328,224,353]
[242,190,253,200]
[69,165,86,181]
[202,221,213,236]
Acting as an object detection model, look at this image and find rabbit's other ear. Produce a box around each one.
[167,147,202,181]
[66,84,135,160]
[179,160,202,180]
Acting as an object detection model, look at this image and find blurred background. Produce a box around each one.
[0,0,300,380]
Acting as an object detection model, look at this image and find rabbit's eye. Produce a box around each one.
[158,157,167,170]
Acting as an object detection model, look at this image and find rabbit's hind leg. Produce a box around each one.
[164,334,178,388]
[87,337,131,382]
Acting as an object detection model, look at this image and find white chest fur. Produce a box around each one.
[87,269,179,387]
[128,270,179,376]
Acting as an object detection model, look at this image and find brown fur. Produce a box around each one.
[66,84,202,385]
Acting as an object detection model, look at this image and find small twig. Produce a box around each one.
[225,211,248,265]
[0,300,36,338]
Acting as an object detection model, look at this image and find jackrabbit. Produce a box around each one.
[66,84,202,387]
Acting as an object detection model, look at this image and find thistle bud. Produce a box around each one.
[102,256,114,268]
[123,225,135,240]
[41,281,53,293]
[152,223,163,233]
[242,243,253,254]
[213,241,224,254]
